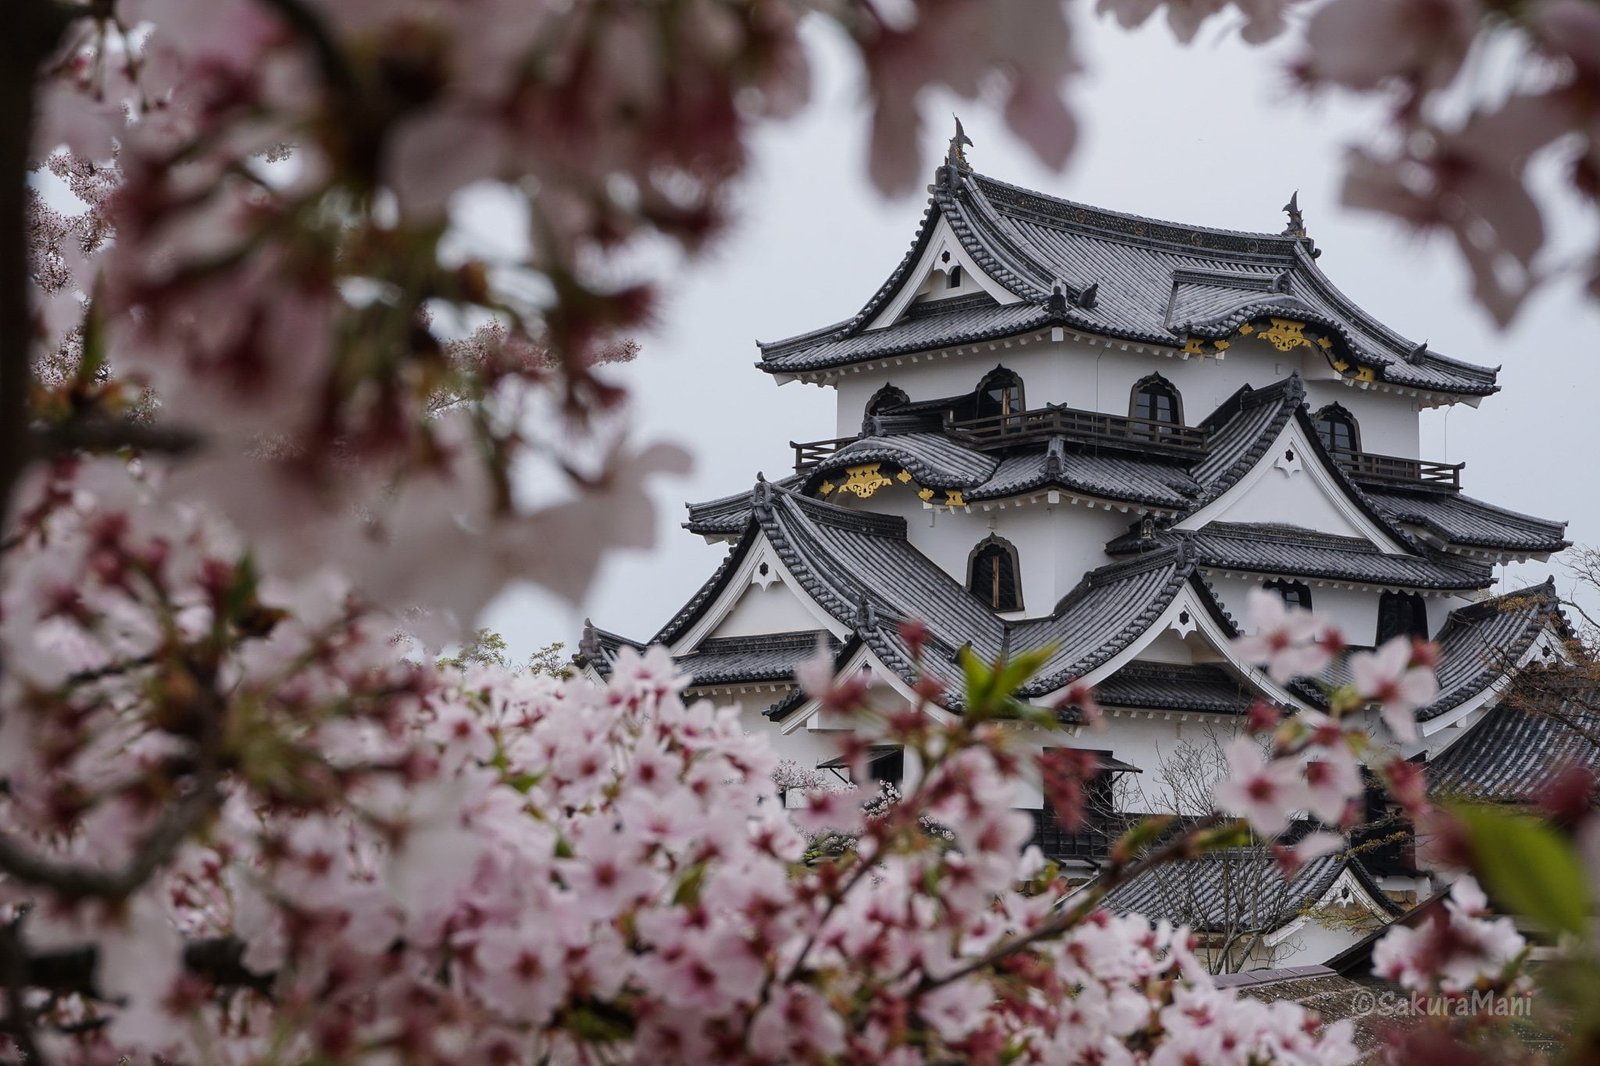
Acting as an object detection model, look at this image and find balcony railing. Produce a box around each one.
[791,436,858,473]
[1334,449,1462,490]
[949,405,1211,460]
[789,418,1462,490]
[1028,806,1112,862]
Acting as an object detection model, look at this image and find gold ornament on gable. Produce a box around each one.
[1257,318,1310,352]
[840,463,893,498]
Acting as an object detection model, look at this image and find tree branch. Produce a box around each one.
[25,935,272,999]
[915,813,1226,995]
[0,922,47,1066]
[0,0,77,536]
[30,418,205,458]
[0,677,226,900]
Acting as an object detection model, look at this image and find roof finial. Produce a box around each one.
[947,115,973,173]
[575,618,601,667]
[1282,191,1306,239]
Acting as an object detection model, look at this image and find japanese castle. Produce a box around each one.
[578,131,1574,969]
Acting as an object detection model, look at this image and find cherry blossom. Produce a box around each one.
[1234,588,1337,684]
[1213,735,1306,835]
[1350,636,1440,742]
[1372,876,1526,993]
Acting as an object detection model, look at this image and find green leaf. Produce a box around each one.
[957,646,996,715]
[992,644,1055,699]
[1453,803,1592,936]
[959,644,1058,720]
[1190,821,1254,853]
[1111,814,1176,865]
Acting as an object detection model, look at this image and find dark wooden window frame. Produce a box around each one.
[1129,372,1183,426]
[1376,590,1429,644]
[974,367,1025,422]
[967,534,1024,612]
[1263,578,1313,611]
[1313,403,1361,455]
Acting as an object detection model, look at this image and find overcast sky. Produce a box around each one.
[483,10,1600,658]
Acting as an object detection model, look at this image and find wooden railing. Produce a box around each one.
[1028,806,1112,861]
[791,436,857,473]
[789,420,1462,490]
[1334,449,1462,490]
[949,405,1211,459]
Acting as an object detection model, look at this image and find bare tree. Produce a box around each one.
[1099,731,1392,974]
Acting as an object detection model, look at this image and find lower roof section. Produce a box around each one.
[1098,850,1403,934]
[603,481,1565,730]
[1094,661,1263,715]
[672,631,836,688]
[1107,522,1494,592]
[1428,667,1600,803]
[1291,580,1564,724]
[1365,486,1569,558]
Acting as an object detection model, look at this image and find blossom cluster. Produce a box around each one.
[1372,877,1528,994]
[0,461,1368,1062]
[1221,589,1441,852]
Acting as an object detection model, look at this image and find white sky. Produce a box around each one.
[484,11,1600,657]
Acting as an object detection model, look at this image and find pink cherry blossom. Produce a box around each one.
[1350,637,1439,742]
[1213,735,1306,835]
[1233,588,1337,684]
[1372,876,1526,992]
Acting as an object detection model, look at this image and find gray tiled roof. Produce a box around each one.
[758,169,1499,399]
[1095,661,1263,715]
[1189,378,1304,501]
[573,621,645,679]
[685,475,802,536]
[812,433,998,489]
[1010,549,1202,698]
[674,630,836,687]
[1109,522,1494,592]
[1292,580,1563,722]
[685,374,1408,531]
[1100,850,1402,932]
[1366,487,1568,556]
[659,481,1222,709]
[1417,579,1563,722]
[965,442,1199,508]
[1429,669,1600,803]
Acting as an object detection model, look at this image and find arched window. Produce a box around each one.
[1264,579,1312,611]
[947,265,963,289]
[1376,591,1428,644]
[865,384,909,418]
[1314,404,1360,455]
[974,368,1025,422]
[968,535,1023,612]
[1131,374,1183,426]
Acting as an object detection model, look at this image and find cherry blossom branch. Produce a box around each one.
[30,418,205,458]
[63,653,158,688]
[23,936,272,999]
[0,675,225,900]
[0,0,76,536]
[913,813,1226,995]
[250,0,357,99]
[0,920,48,1066]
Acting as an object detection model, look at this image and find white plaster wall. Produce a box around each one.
[1303,379,1421,457]
[1207,574,1477,648]
[736,702,840,768]
[826,331,1426,462]
[711,580,829,638]
[828,487,1130,615]
[1207,574,1379,645]
[1201,446,1374,540]
[1272,919,1371,970]
[964,715,1250,814]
